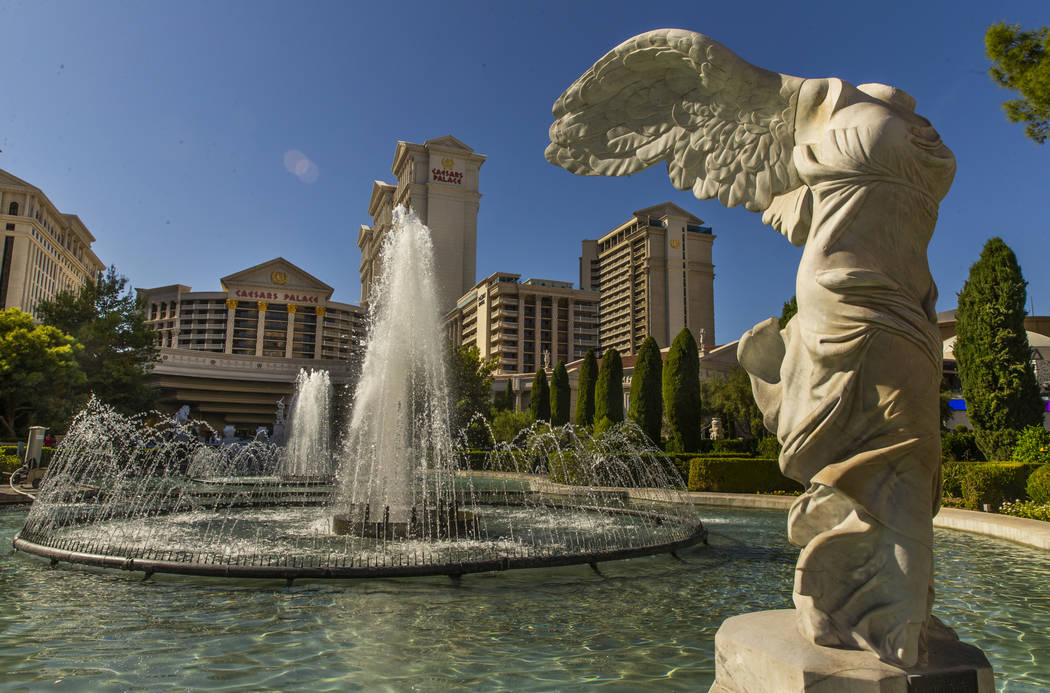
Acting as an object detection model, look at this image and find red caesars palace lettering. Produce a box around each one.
[431,168,463,184]
[233,289,317,303]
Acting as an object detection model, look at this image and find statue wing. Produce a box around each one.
[546,29,805,221]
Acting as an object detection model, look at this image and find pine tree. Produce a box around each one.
[955,237,1042,459]
[574,348,598,427]
[628,336,663,445]
[985,22,1050,144]
[594,348,624,432]
[663,327,701,452]
[529,368,551,422]
[549,360,571,426]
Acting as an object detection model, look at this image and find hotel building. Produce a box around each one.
[581,202,715,356]
[138,258,367,432]
[445,272,600,375]
[358,136,486,314]
[0,169,105,316]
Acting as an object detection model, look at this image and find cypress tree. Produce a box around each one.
[594,348,624,432]
[574,349,598,427]
[550,360,571,426]
[529,368,550,422]
[663,327,701,452]
[955,237,1042,458]
[628,336,663,445]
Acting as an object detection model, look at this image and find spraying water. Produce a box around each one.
[280,369,333,480]
[335,206,457,530]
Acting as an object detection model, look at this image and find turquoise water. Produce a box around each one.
[2,507,1047,691]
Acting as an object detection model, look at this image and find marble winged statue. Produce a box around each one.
[547,29,956,667]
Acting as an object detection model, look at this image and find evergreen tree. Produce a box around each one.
[955,237,1042,458]
[663,327,701,452]
[35,266,158,416]
[594,348,624,432]
[779,295,798,329]
[985,22,1050,144]
[446,343,496,439]
[628,336,663,445]
[574,348,598,427]
[549,360,571,426]
[529,368,550,422]
[493,384,515,412]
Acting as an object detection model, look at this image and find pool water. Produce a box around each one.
[2,508,1047,692]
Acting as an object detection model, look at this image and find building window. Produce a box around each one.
[4,223,13,231]
[7,202,18,215]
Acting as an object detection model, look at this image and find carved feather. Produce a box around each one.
[546,29,805,216]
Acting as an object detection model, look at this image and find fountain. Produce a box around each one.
[279,369,334,483]
[12,206,705,580]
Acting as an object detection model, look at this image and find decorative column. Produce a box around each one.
[285,304,297,359]
[313,306,325,359]
[255,302,267,356]
[224,299,237,354]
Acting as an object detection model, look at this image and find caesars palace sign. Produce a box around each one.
[232,289,320,305]
[431,157,463,184]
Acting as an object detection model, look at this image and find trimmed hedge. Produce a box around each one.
[941,461,1043,509]
[1026,464,1050,504]
[687,457,802,494]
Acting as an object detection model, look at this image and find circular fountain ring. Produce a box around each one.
[13,497,707,580]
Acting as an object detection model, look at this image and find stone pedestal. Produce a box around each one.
[710,610,993,693]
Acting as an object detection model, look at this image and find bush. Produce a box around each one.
[756,436,781,459]
[1026,464,1050,504]
[687,457,802,494]
[1011,426,1050,465]
[941,431,985,462]
[1,454,22,477]
[957,461,1042,509]
[974,429,1020,461]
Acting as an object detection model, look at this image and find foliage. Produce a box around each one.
[756,436,782,459]
[574,349,598,428]
[488,409,534,444]
[702,367,765,439]
[0,309,86,438]
[953,461,1042,510]
[594,348,624,432]
[446,343,497,437]
[687,457,802,494]
[985,22,1050,144]
[1,454,22,477]
[954,238,1042,456]
[628,337,663,446]
[529,369,550,422]
[974,429,1021,462]
[35,266,159,416]
[1026,464,1050,504]
[492,384,515,412]
[1011,425,1050,464]
[549,360,571,426]
[778,295,797,329]
[941,431,985,462]
[1000,499,1050,522]
[663,328,700,453]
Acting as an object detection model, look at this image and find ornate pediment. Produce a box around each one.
[424,135,474,153]
[221,258,333,299]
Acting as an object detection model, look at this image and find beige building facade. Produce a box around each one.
[138,258,366,431]
[0,169,105,317]
[581,202,715,357]
[358,135,486,314]
[445,272,600,375]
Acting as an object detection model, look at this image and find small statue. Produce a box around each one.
[173,405,191,425]
[542,349,551,370]
[275,398,286,426]
[548,29,955,667]
[709,417,724,440]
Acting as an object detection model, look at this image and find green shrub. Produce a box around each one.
[1026,464,1050,504]
[974,429,1020,461]
[1,454,23,476]
[756,436,781,459]
[1011,426,1050,465]
[958,462,1042,509]
[941,432,985,462]
[687,457,802,494]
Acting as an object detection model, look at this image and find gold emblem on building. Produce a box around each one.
[271,271,288,285]
[441,157,454,169]
[669,239,681,249]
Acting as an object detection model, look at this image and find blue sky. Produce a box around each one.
[2,0,1047,344]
